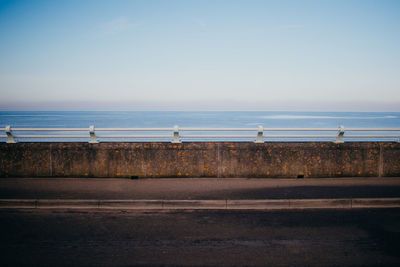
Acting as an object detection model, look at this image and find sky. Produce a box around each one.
[0,0,399,111]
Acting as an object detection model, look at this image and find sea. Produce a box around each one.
[1,111,399,142]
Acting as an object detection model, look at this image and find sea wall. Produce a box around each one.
[0,142,399,178]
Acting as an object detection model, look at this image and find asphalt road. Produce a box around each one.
[1,209,400,266]
[1,177,400,200]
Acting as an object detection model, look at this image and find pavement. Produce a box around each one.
[1,177,400,210]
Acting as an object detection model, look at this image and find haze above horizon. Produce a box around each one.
[0,0,399,111]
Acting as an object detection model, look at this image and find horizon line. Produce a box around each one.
[1,109,400,113]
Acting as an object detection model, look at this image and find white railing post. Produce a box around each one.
[89,125,99,143]
[334,125,345,143]
[171,125,181,143]
[5,125,16,143]
[255,125,264,143]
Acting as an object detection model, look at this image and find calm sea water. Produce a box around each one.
[1,111,399,142]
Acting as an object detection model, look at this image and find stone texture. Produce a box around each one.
[0,142,399,178]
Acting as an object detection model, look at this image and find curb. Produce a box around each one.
[1,198,400,210]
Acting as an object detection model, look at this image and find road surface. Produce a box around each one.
[1,208,399,266]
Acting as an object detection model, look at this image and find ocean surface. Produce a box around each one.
[1,111,399,142]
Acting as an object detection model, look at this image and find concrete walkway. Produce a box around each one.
[1,177,400,200]
[1,198,400,210]
[1,177,400,210]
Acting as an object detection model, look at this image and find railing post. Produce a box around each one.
[334,125,345,143]
[171,125,181,143]
[5,125,16,143]
[89,125,99,143]
[255,125,264,143]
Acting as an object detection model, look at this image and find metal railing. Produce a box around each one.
[1,125,400,143]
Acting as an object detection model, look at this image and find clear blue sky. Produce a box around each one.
[0,0,399,111]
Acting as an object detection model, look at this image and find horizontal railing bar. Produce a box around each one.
[343,135,400,138]
[345,129,400,131]
[181,135,255,138]
[264,135,400,138]
[10,128,175,131]
[97,135,171,138]
[95,128,173,131]
[264,135,337,138]
[5,127,258,131]
[8,128,172,131]
[14,135,88,138]
[181,128,258,131]
[10,128,88,131]
[181,128,400,131]
[263,128,400,131]
[262,128,338,131]
[6,127,400,132]
[6,135,400,139]
[182,128,400,131]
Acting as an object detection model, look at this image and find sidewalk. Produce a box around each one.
[1,177,400,200]
[1,177,400,210]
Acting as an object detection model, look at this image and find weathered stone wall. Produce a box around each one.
[0,142,399,178]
